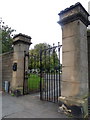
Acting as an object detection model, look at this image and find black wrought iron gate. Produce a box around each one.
[40,43,62,103]
[23,43,62,103]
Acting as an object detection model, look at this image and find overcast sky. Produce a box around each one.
[0,0,89,48]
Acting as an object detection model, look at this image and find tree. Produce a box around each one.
[29,43,61,72]
[29,43,50,70]
[0,18,16,53]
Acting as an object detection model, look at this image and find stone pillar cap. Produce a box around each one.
[13,33,32,45]
[58,2,90,26]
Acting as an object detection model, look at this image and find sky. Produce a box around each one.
[0,0,90,49]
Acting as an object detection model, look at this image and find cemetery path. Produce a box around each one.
[2,93,68,118]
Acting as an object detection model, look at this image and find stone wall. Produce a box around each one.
[58,2,89,117]
[88,1,90,28]
[87,30,90,95]
[0,51,13,89]
[11,33,31,94]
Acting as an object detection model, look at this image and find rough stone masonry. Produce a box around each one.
[58,2,89,118]
[11,33,32,94]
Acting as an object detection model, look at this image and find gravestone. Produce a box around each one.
[58,2,89,117]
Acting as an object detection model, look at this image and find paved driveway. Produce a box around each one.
[2,93,68,118]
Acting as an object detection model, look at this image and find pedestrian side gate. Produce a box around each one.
[23,43,62,103]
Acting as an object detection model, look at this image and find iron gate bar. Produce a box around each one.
[40,49,42,100]
[27,52,29,94]
[53,44,56,102]
[29,54,32,93]
[56,70,58,102]
[23,51,26,95]
[44,48,46,100]
[51,70,53,102]
[35,55,38,92]
[47,70,48,101]
[33,55,35,91]
[49,70,51,101]
[34,55,36,92]
[23,51,29,95]
[49,46,51,101]
[58,42,61,96]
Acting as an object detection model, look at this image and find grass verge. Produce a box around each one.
[28,73,40,91]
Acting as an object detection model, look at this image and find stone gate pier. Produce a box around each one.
[11,33,32,94]
[58,2,89,117]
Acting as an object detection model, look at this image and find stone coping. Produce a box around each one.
[58,2,90,26]
[58,2,89,16]
[13,33,32,40]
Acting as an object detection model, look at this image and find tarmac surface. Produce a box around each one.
[1,93,68,118]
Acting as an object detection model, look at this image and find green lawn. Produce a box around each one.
[28,73,40,91]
